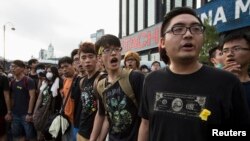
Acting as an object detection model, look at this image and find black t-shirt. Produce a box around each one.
[71,76,83,128]
[78,71,101,139]
[28,73,39,89]
[99,70,144,141]
[139,65,250,141]
[11,76,36,115]
[242,81,250,111]
[0,74,10,116]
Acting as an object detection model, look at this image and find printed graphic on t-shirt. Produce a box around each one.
[154,92,206,117]
[81,84,97,114]
[42,86,50,106]
[105,87,133,134]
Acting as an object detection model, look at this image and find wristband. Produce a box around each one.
[27,113,33,116]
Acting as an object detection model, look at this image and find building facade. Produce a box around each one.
[119,0,250,61]
[39,43,55,60]
[47,43,54,59]
[119,0,201,61]
[90,29,105,43]
[39,49,47,60]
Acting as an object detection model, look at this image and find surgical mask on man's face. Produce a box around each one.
[46,72,53,80]
[215,63,223,69]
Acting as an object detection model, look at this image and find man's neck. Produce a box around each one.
[107,68,122,83]
[65,72,76,79]
[15,73,25,81]
[237,66,250,82]
[30,69,36,75]
[169,61,202,75]
[78,71,86,77]
[87,69,98,79]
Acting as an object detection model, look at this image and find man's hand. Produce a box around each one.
[4,112,12,122]
[223,61,241,76]
[25,114,33,122]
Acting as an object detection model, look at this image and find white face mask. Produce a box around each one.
[46,72,53,80]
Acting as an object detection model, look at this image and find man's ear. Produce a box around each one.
[159,37,165,49]
[210,58,216,65]
[97,55,103,63]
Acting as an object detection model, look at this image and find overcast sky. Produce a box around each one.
[0,0,119,61]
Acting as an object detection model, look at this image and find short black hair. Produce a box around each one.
[221,31,250,48]
[95,34,121,55]
[208,45,221,59]
[151,61,161,67]
[79,42,96,55]
[58,56,73,67]
[159,7,202,65]
[140,64,150,71]
[12,60,26,68]
[71,49,79,59]
[28,59,38,66]
[160,7,203,38]
[35,63,46,71]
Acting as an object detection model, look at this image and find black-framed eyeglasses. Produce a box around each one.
[102,47,122,55]
[222,47,250,54]
[164,25,205,35]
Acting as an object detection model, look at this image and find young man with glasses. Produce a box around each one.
[221,31,250,110]
[90,34,144,141]
[138,7,250,141]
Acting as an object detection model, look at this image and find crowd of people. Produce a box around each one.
[0,7,250,141]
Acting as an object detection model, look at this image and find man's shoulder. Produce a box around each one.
[203,65,239,80]
[130,69,144,78]
[25,76,34,81]
[145,67,167,80]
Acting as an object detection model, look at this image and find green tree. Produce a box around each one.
[199,18,219,64]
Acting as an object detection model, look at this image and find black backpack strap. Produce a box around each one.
[60,76,75,114]
[79,77,86,92]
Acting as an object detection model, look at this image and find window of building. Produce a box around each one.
[129,0,135,34]
[151,52,160,61]
[122,0,127,37]
[175,0,182,7]
[147,0,155,27]
[186,0,193,7]
[141,55,149,61]
[137,0,144,31]
[166,0,171,13]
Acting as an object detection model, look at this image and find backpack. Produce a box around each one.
[97,69,138,109]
